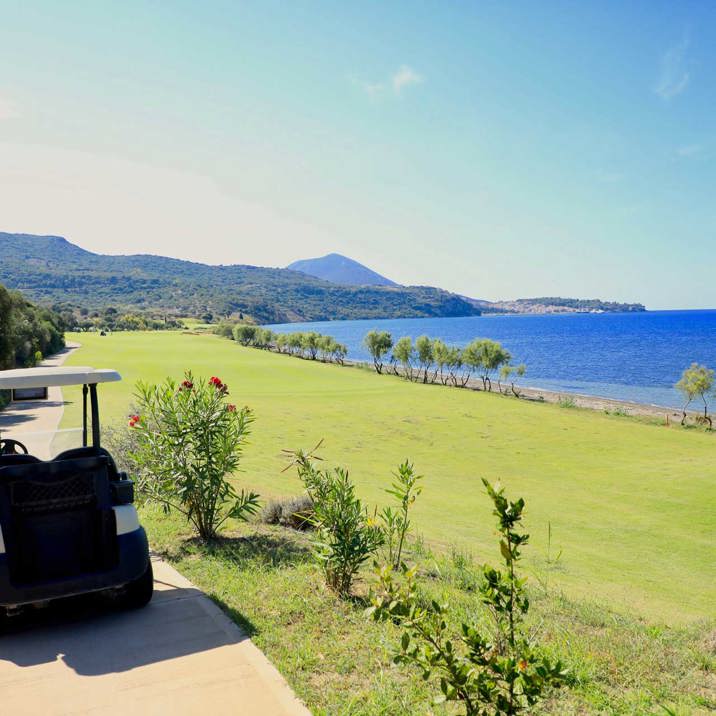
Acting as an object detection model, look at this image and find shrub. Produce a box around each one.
[286,445,384,597]
[379,460,423,568]
[368,479,567,715]
[261,494,314,530]
[130,371,260,540]
[558,395,577,408]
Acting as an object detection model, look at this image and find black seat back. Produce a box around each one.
[0,457,118,585]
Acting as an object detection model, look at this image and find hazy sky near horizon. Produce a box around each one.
[1,1,714,309]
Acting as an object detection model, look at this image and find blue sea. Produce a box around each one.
[266,310,716,409]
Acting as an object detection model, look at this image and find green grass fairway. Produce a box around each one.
[62,332,715,625]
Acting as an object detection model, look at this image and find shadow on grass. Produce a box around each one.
[178,531,313,570]
[208,594,259,638]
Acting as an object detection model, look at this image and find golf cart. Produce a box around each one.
[0,367,152,620]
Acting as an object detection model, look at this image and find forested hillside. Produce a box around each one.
[0,233,480,323]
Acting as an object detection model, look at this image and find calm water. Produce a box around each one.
[266,310,716,408]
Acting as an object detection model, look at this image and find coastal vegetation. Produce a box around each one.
[0,232,479,323]
[59,332,714,714]
[365,330,517,392]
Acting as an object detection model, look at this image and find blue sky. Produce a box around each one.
[0,1,714,309]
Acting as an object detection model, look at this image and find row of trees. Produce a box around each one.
[220,323,348,364]
[53,305,184,332]
[364,330,525,394]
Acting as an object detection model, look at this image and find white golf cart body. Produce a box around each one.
[0,367,152,613]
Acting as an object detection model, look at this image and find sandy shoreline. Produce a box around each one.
[345,359,696,422]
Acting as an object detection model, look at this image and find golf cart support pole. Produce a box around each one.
[82,384,88,447]
[89,383,100,447]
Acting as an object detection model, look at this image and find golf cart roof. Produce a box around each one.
[0,367,122,389]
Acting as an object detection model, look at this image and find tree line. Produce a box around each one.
[364,330,525,395]
[0,283,65,371]
[218,323,348,364]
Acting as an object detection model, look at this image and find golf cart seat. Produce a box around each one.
[0,454,41,469]
[54,446,121,481]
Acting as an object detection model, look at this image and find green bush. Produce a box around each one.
[130,371,260,540]
[287,446,384,597]
[369,479,567,715]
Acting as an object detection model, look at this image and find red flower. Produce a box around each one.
[128,414,141,427]
[226,404,237,412]
[209,376,228,394]
[181,380,194,390]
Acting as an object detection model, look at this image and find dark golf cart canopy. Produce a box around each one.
[0,367,121,448]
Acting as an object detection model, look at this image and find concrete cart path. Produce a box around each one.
[0,346,312,716]
[0,342,80,459]
[0,556,311,716]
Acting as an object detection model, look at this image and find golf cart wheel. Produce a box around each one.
[116,560,154,610]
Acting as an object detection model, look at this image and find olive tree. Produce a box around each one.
[446,346,465,387]
[432,339,450,385]
[287,332,304,356]
[301,331,322,360]
[476,339,511,391]
[461,340,483,388]
[393,336,416,381]
[364,330,393,374]
[415,335,434,384]
[233,324,257,346]
[676,363,714,427]
[500,363,527,397]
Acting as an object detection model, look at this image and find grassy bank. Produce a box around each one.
[62,331,714,624]
[143,507,713,714]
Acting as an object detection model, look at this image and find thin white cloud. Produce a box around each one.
[0,96,20,120]
[354,65,424,99]
[677,143,703,157]
[392,65,423,93]
[654,35,691,100]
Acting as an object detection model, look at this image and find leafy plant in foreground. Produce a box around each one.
[379,461,423,568]
[285,444,384,597]
[130,371,260,540]
[368,479,567,715]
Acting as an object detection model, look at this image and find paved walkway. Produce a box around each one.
[0,557,310,716]
[0,343,79,459]
[0,348,311,715]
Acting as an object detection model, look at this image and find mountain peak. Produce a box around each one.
[287,253,398,287]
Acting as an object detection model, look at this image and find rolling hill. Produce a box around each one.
[287,253,398,286]
[0,233,480,324]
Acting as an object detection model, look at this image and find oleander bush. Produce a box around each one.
[129,371,260,540]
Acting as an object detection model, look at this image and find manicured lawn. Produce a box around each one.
[62,331,715,625]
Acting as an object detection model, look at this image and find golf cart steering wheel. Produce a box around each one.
[0,438,29,456]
